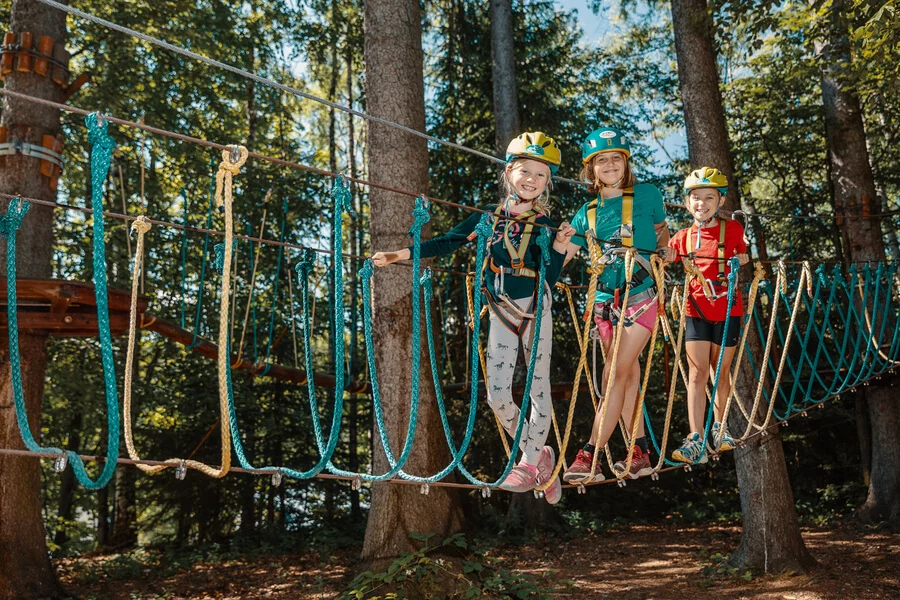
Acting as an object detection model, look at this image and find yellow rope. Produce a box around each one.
[716,262,766,440]
[650,283,689,472]
[120,148,247,480]
[122,216,173,473]
[535,235,605,489]
[733,262,788,440]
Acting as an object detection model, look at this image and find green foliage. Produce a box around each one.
[341,533,566,600]
[698,550,753,586]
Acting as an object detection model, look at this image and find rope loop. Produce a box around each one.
[410,196,431,236]
[0,198,30,238]
[131,215,152,236]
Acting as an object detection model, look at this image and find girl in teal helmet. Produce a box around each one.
[562,126,672,483]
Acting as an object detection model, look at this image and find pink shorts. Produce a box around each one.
[593,297,658,341]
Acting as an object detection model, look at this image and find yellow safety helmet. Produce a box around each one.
[683,167,728,196]
[506,132,561,174]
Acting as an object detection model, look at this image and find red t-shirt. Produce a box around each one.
[669,219,748,321]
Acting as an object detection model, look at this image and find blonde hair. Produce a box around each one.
[500,159,553,215]
[579,152,637,193]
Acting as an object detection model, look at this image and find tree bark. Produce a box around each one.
[347,45,362,523]
[362,0,464,563]
[815,0,900,524]
[490,0,520,155]
[0,1,69,597]
[671,0,814,572]
[53,410,81,547]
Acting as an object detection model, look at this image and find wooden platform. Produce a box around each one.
[0,278,149,337]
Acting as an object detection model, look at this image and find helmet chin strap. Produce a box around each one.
[509,193,536,207]
[695,216,717,250]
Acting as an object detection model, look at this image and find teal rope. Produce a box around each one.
[328,197,435,481]
[225,178,350,479]
[7,113,121,489]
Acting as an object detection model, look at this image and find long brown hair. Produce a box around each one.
[579,152,637,193]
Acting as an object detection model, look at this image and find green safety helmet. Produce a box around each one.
[582,127,631,164]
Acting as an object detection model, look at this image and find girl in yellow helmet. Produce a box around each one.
[562,127,672,483]
[372,132,575,503]
[664,167,749,464]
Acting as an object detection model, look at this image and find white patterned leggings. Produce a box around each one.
[484,290,553,466]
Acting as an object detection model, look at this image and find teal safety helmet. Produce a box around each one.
[582,127,631,164]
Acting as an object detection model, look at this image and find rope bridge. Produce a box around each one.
[2,113,898,495]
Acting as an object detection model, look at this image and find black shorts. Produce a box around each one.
[685,316,741,347]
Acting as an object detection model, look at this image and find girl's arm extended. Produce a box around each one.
[372,209,483,267]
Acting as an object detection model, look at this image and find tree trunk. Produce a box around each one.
[53,410,81,547]
[109,330,140,549]
[96,482,110,547]
[490,0,520,155]
[815,0,900,525]
[362,0,464,563]
[347,46,362,523]
[109,463,137,548]
[855,394,872,486]
[0,1,68,597]
[671,0,813,572]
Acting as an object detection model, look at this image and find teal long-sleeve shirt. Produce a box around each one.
[410,204,566,300]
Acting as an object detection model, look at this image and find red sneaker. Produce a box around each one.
[563,449,605,483]
[613,445,654,479]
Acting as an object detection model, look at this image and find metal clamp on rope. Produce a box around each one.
[53,450,68,473]
[0,140,64,168]
[271,469,283,487]
[420,483,430,495]
[481,486,491,498]
[229,144,243,164]
[175,459,188,480]
[352,476,362,491]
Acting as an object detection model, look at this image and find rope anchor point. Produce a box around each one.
[53,451,68,473]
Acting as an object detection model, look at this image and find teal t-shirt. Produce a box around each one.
[570,183,667,303]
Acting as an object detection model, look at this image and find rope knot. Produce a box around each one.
[131,215,152,236]
[536,227,551,264]
[85,113,116,150]
[214,145,248,209]
[331,176,352,213]
[420,267,433,302]
[0,199,30,238]
[409,196,431,235]
[474,213,493,240]
[360,259,374,280]
[294,248,315,279]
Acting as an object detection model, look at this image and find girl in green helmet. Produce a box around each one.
[562,126,672,483]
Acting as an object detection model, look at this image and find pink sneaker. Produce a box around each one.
[499,463,538,493]
[536,446,562,505]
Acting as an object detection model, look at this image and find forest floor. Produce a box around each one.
[57,522,899,600]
